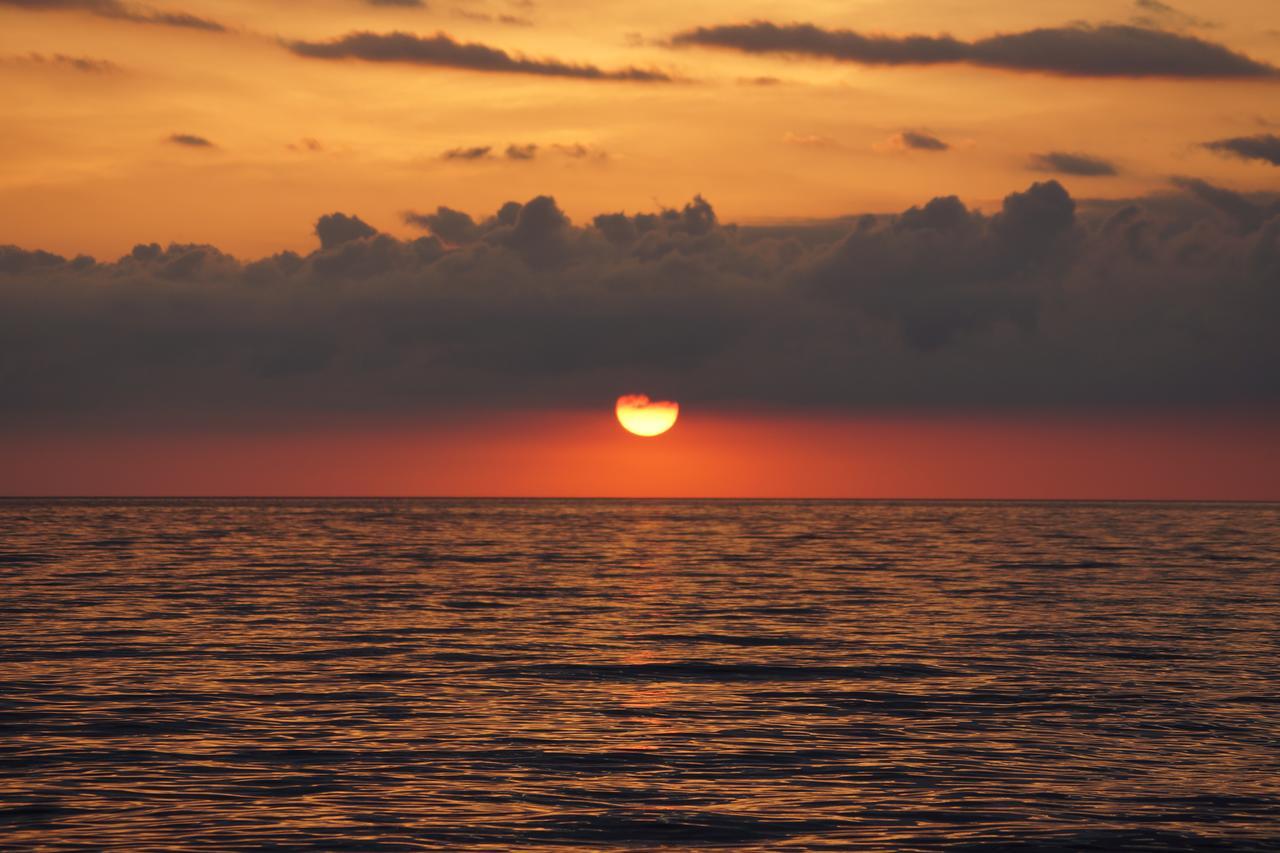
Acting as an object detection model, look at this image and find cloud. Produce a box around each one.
[0,0,225,31]
[1170,177,1280,231]
[874,131,949,153]
[784,132,838,147]
[551,143,606,160]
[442,145,492,160]
[5,52,121,72]
[167,133,215,147]
[315,212,378,249]
[366,0,424,6]
[900,131,948,151]
[1030,151,1118,176]
[453,9,531,26]
[670,21,1278,79]
[402,206,478,243]
[1131,0,1215,30]
[1203,134,1280,166]
[439,142,603,162]
[287,30,671,81]
[287,138,325,153]
[2,181,1278,425]
[504,195,570,267]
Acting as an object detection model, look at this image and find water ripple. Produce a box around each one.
[1,499,1278,849]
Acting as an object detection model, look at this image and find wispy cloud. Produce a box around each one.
[453,9,531,26]
[168,133,215,148]
[505,143,538,160]
[1131,0,1216,31]
[288,30,671,81]
[1203,134,1280,166]
[784,132,838,147]
[873,131,951,153]
[899,131,949,151]
[442,145,492,160]
[439,142,605,162]
[5,52,121,73]
[287,138,325,153]
[1030,151,1118,176]
[0,0,225,31]
[671,21,1277,79]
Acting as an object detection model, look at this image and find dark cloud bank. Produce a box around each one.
[2,181,1278,425]
[671,21,1278,78]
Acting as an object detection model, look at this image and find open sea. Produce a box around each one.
[1,499,1278,850]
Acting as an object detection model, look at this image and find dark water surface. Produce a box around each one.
[2,500,1279,850]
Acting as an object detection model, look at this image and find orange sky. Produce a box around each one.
[3,411,1278,499]
[2,0,1279,258]
[3,1,1279,498]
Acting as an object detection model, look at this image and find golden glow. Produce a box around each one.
[2,0,1277,258]
[616,394,679,437]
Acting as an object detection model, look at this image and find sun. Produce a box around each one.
[616,394,679,437]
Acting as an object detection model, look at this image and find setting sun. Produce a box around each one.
[616,395,679,437]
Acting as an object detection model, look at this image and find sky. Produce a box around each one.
[1,0,1279,497]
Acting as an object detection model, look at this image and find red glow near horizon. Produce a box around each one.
[2,409,1278,500]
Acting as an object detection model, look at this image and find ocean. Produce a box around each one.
[2,499,1278,850]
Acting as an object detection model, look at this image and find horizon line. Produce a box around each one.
[3,495,1277,505]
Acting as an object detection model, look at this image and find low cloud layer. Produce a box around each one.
[1204,134,1280,166]
[2,181,1278,425]
[287,30,671,81]
[671,21,1278,79]
[0,0,225,31]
